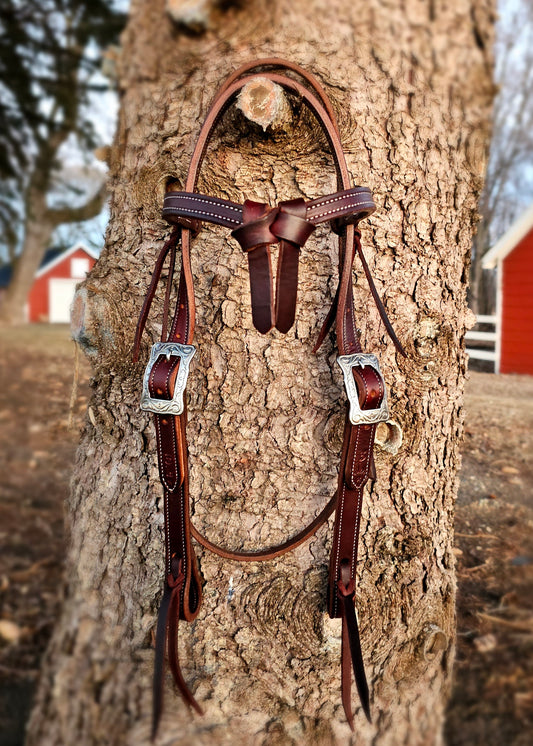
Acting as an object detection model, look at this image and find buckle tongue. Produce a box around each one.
[337,353,389,426]
[140,342,196,416]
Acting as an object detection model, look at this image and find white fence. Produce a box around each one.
[465,314,499,370]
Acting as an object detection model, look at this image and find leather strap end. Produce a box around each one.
[152,570,202,741]
[369,452,376,482]
[152,582,174,741]
[312,282,340,353]
[133,229,180,363]
[338,570,372,725]
[245,244,275,334]
[352,234,407,358]
[167,583,203,716]
[273,200,315,334]
[341,618,355,732]
[274,240,300,334]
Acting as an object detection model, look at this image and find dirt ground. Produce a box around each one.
[0,325,532,746]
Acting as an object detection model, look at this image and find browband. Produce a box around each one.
[134,58,405,740]
[162,187,376,231]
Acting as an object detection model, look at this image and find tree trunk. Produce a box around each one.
[0,180,105,325]
[27,1,495,745]
[0,187,54,324]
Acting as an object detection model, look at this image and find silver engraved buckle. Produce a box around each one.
[337,353,390,426]
[140,342,196,416]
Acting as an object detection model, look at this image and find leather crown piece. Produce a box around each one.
[133,58,406,740]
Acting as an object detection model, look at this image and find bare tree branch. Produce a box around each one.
[47,184,107,227]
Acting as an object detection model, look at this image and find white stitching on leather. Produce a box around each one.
[164,481,170,574]
[310,198,374,220]
[169,194,241,212]
[179,481,186,574]
[164,207,240,225]
[155,415,171,574]
[333,481,348,616]
[311,191,366,208]
[165,195,373,226]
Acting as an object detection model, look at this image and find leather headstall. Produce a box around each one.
[133,58,406,740]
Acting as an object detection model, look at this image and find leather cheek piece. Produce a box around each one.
[149,356,186,492]
[156,418,182,492]
[344,424,375,490]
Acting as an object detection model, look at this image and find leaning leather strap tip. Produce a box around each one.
[338,582,372,725]
[152,583,174,741]
[275,313,296,335]
[167,573,203,712]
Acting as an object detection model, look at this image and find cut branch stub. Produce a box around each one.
[375,419,403,455]
[165,0,218,32]
[421,624,449,662]
[236,77,292,131]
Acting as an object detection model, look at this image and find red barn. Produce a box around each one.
[27,243,97,323]
[483,204,533,375]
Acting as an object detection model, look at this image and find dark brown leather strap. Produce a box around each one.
[274,199,310,332]
[133,229,180,363]
[162,187,376,230]
[338,562,371,728]
[328,367,382,615]
[233,200,276,333]
[190,489,337,561]
[147,364,202,623]
[152,561,202,741]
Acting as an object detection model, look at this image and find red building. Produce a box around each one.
[483,205,533,375]
[27,243,97,322]
[0,243,98,323]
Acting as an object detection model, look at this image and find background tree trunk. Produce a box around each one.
[0,182,105,325]
[27,1,495,744]
[1,186,54,325]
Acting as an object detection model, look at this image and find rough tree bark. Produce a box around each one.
[27,1,495,744]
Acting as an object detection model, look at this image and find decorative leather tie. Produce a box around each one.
[133,58,406,741]
[159,188,405,355]
[231,198,316,334]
